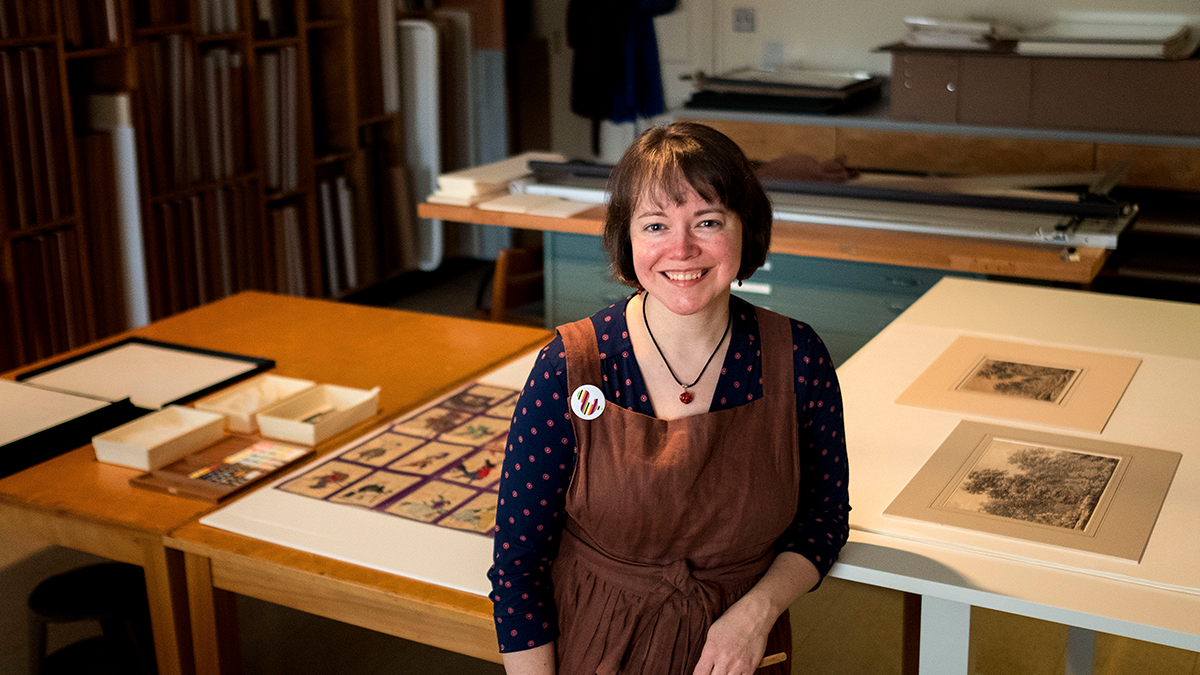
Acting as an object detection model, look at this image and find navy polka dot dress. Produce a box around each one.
[488,295,850,653]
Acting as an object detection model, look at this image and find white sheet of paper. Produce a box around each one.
[22,343,260,409]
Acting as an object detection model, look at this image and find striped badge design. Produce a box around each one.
[570,384,606,420]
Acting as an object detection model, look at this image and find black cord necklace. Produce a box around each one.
[642,293,731,405]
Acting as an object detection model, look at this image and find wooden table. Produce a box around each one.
[0,291,553,675]
[417,203,1110,284]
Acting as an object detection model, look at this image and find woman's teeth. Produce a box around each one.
[664,270,706,281]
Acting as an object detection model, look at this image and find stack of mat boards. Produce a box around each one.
[1016,20,1199,59]
[426,151,566,206]
[902,16,1015,50]
[475,193,594,218]
[685,67,883,115]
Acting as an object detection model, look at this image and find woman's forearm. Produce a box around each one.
[502,642,556,675]
[735,551,820,633]
[692,552,820,674]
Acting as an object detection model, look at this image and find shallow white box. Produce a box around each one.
[194,374,316,433]
[255,384,380,446]
[93,406,227,471]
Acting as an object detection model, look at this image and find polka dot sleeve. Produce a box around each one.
[486,338,576,654]
[774,320,850,584]
[487,298,852,653]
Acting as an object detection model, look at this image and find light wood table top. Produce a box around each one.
[418,202,1110,284]
[1,291,553,675]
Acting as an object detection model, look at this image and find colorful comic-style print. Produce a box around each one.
[278,460,372,498]
[275,383,519,537]
[328,472,421,507]
[442,384,516,414]
[346,431,425,466]
[441,492,499,533]
[385,480,475,522]
[392,407,472,438]
[387,441,472,475]
[440,416,509,446]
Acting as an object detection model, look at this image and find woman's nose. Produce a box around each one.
[668,227,699,257]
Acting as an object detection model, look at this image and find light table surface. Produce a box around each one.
[832,278,1200,674]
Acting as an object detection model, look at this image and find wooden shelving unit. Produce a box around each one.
[0,0,414,371]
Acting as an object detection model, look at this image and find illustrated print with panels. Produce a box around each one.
[275,383,519,535]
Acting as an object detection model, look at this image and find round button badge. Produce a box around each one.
[570,385,606,420]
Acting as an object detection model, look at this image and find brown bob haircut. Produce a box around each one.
[603,121,772,287]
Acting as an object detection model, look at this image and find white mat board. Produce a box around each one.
[22,343,261,409]
[840,284,1200,597]
[200,347,543,597]
[0,380,110,446]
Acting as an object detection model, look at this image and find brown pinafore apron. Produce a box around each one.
[553,305,800,675]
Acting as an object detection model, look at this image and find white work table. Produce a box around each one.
[832,278,1200,674]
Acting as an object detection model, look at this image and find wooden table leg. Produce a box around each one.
[185,552,242,675]
[141,541,196,675]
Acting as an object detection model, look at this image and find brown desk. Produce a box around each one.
[0,292,552,675]
[417,202,1110,284]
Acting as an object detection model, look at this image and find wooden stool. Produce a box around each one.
[27,562,157,675]
[484,247,544,325]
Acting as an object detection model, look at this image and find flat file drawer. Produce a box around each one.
[542,232,983,361]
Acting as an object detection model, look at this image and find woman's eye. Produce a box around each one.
[698,219,720,228]
[645,222,664,232]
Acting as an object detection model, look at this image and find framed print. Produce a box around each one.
[884,421,1181,561]
[895,336,1141,432]
[17,337,274,410]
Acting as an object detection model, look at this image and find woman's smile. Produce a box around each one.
[630,186,742,318]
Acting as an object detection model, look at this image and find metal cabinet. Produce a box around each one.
[543,231,983,365]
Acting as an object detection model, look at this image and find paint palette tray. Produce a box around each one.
[130,435,314,502]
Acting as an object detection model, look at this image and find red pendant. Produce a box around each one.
[679,391,694,404]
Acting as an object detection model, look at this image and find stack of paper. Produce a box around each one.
[426,151,566,206]
[903,16,1009,50]
[1016,17,1200,59]
[475,193,595,218]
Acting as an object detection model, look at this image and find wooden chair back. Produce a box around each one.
[489,247,544,324]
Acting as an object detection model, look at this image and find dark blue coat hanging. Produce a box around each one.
[568,0,678,154]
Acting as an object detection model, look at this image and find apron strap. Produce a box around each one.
[756,307,795,401]
[559,317,604,394]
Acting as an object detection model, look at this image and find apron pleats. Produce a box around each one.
[554,305,800,675]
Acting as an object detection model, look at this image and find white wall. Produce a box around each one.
[535,0,1200,160]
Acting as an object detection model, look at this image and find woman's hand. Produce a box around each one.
[693,552,821,675]
[691,599,772,675]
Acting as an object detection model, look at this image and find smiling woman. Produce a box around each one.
[488,122,850,675]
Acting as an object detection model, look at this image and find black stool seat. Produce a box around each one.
[28,562,156,675]
[28,562,149,620]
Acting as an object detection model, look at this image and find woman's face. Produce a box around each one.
[629,184,742,318]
